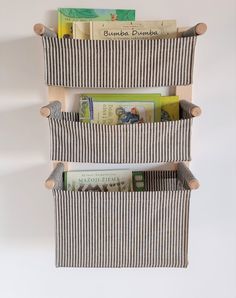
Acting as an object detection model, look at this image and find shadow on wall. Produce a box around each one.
[0,164,54,245]
[0,36,45,96]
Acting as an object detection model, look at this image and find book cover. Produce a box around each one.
[79,94,162,124]
[64,170,133,192]
[58,8,136,38]
[132,171,145,191]
[90,20,177,40]
[161,96,179,121]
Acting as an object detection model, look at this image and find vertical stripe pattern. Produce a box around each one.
[49,114,192,163]
[53,187,191,267]
[42,37,197,88]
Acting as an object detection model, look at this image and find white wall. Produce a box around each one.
[0,0,235,297]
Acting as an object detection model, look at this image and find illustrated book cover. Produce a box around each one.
[79,93,162,124]
[58,8,136,38]
[64,170,133,192]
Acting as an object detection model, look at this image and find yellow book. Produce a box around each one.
[90,20,177,40]
[161,96,179,121]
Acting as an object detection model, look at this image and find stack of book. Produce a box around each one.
[57,8,177,40]
[79,93,179,125]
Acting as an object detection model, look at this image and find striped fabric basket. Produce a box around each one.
[45,100,200,164]
[47,162,197,267]
[42,36,197,88]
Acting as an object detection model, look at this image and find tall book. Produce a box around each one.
[58,8,136,38]
[90,20,177,40]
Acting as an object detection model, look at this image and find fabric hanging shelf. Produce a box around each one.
[45,162,199,268]
[40,100,201,164]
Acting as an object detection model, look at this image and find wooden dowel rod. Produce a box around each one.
[177,162,200,190]
[180,100,202,117]
[45,163,64,190]
[33,23,57,38]
[182,23,207,37]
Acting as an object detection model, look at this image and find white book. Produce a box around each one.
[90,20,177,40]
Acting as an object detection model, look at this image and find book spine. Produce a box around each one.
[89,21,94,40]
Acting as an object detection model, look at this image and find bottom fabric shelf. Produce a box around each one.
[47,163,199,268]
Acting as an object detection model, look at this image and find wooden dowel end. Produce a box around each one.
[188,179,200,190]
[34,23,44,36]
[45,179,55,190]
[40,106,51,118]
[191,106,202,117]
[195,23,207,35]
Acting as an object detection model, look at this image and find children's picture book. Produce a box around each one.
[161,96,179,121]
[79,94,162,124]
[58,8,136,38]
[64,170,133,192]
[90,20,177,40]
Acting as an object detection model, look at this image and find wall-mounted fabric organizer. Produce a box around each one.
[41,100,201,163]
[46,162,199,268]
[42,36,197,88]
[35,22,206,268]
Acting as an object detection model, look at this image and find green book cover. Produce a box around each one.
[64,170,133,192]
[58,8,136,38]
[79,93,162,124]
[161,96,179,121]
[132,171,145,191]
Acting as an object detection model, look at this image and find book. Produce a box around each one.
[64,170,133,192]
[58,8,136,38]
[132,172,145,191]
[161,96,179,121]
[90,20,177,40]
[79,94,162,124]
[73,21,90,39]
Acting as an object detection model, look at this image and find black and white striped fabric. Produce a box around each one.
[42,36,197,88]
[53,182,191,267]
[49,113,192,163]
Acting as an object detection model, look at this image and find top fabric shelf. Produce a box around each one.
[41,36,197,88]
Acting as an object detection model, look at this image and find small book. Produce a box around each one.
[90,20,177,40]
[79,93,162,124]
[64,170,133,192]
[161,96,179,121]
[58,8,136,38]
[133,172,145,191]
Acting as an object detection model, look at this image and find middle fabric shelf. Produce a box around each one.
[42,100,201,164]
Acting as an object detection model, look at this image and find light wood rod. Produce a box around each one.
[182,23,207,37]
[33,23,57,38]
[180,100,202,117]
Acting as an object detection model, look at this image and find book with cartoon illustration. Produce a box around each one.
[79,93,162,124]
[64,170,133,192]
[58,8,136,38]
